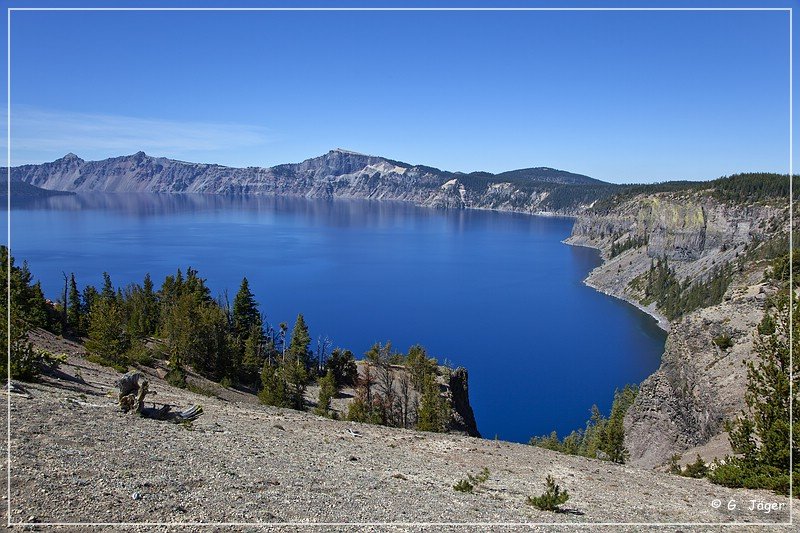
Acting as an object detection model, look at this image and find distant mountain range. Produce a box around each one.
[11,149,619,214]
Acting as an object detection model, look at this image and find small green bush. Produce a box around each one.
[186,382,216,397]
[86,354,128,373]
[453,467,490,493]
[527,475,570,512]
[165,366,187,388]
[708,459,795,496]
[668,454,683,475]
[680,455,709,478]
[453,479,473,493]
[712,334,734,350]
[125,343,155,367]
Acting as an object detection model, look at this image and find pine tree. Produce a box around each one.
[416,373,449,432]
[709,295,799,496]
[741,307,793,471]
[283,358,308,410]
[314,369,337,417]
[67,273,83,335]
[601,385,637,463]
[0,247,53,380]
[100,272,115,301]
[406,344,436,390]
[324,348,358,389]
[82,285,99,319]
[184,267,212,303]
[241,322,265,386]
[527,475,570,512]
[232,277,260,339]
[258,361,288,407]
[138,273,159,337]
[85,297,130,364]
[287,313,312,371]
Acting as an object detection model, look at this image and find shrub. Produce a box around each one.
[453,467,490,493]
[165,366,187,388]
[186,382,216,397]
[680,455,709,478]
[712,334,734,350]
[668,454,683,475]
[86,354,128,373]
[453,479,473,493]
[708,459,793,496]
[527,475,570,512]
[125,342,156,367]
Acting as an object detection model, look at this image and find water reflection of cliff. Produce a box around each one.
[9,192,575,236]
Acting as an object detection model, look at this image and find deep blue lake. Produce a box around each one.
[6,193,665,443]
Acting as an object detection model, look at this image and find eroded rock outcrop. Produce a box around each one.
[567,191,788,469]
[448,367,481,437]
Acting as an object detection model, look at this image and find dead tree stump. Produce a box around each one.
[116,371,149,413]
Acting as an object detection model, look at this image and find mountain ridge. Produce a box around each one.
[12,149,615,214]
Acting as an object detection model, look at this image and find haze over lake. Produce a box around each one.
[7,193,666,442]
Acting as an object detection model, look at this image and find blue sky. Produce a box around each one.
[1,1,796,183]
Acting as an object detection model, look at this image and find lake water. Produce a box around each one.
[6,193,666,443]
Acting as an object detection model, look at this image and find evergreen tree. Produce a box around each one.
[100,272,115,301]
[287,313,312,371]
[324,348,358,389]
[416,373,449,432]
[82,285,99,319]
[314,369,337,417]
[241,321,266,386]
[184,267,212,303]
[283,358,308,410]
[406,344,436,390]
[601,385,637,463]
[232,277,260,339]
[0,247,55,380]
[529,386,637,462]
[85,297,130,364]
[67,273,83,335]
[258,361,288,407]
[194,302,231,378]
[709,295,799,496]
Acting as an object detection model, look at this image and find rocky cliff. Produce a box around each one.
[566,191,789,469]
[12,149,616,214]
[448,367,481,437]
[314,360,481,439]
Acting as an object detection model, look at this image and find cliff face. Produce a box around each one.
[566,192,788,469]
[319,362,481,438]
[448,367,481,437]
[12,149,612,215]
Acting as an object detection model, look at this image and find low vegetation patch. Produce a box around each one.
[527,475,570,512]
[453,467,490,493]
[668,454,709,478]
[712,334,733,350]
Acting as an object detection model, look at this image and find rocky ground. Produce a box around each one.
[0,339,793,532]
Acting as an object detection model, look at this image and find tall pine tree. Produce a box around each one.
[287,313,312,371]
[67,273,83,335]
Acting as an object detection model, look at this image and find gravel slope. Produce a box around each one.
[1,350,794,532]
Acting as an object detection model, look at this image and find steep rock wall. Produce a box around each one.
[566,192,787,468]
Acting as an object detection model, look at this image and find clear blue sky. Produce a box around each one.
[2,1,796,183]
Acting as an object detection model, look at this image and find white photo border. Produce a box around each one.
[4,4,794,528]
